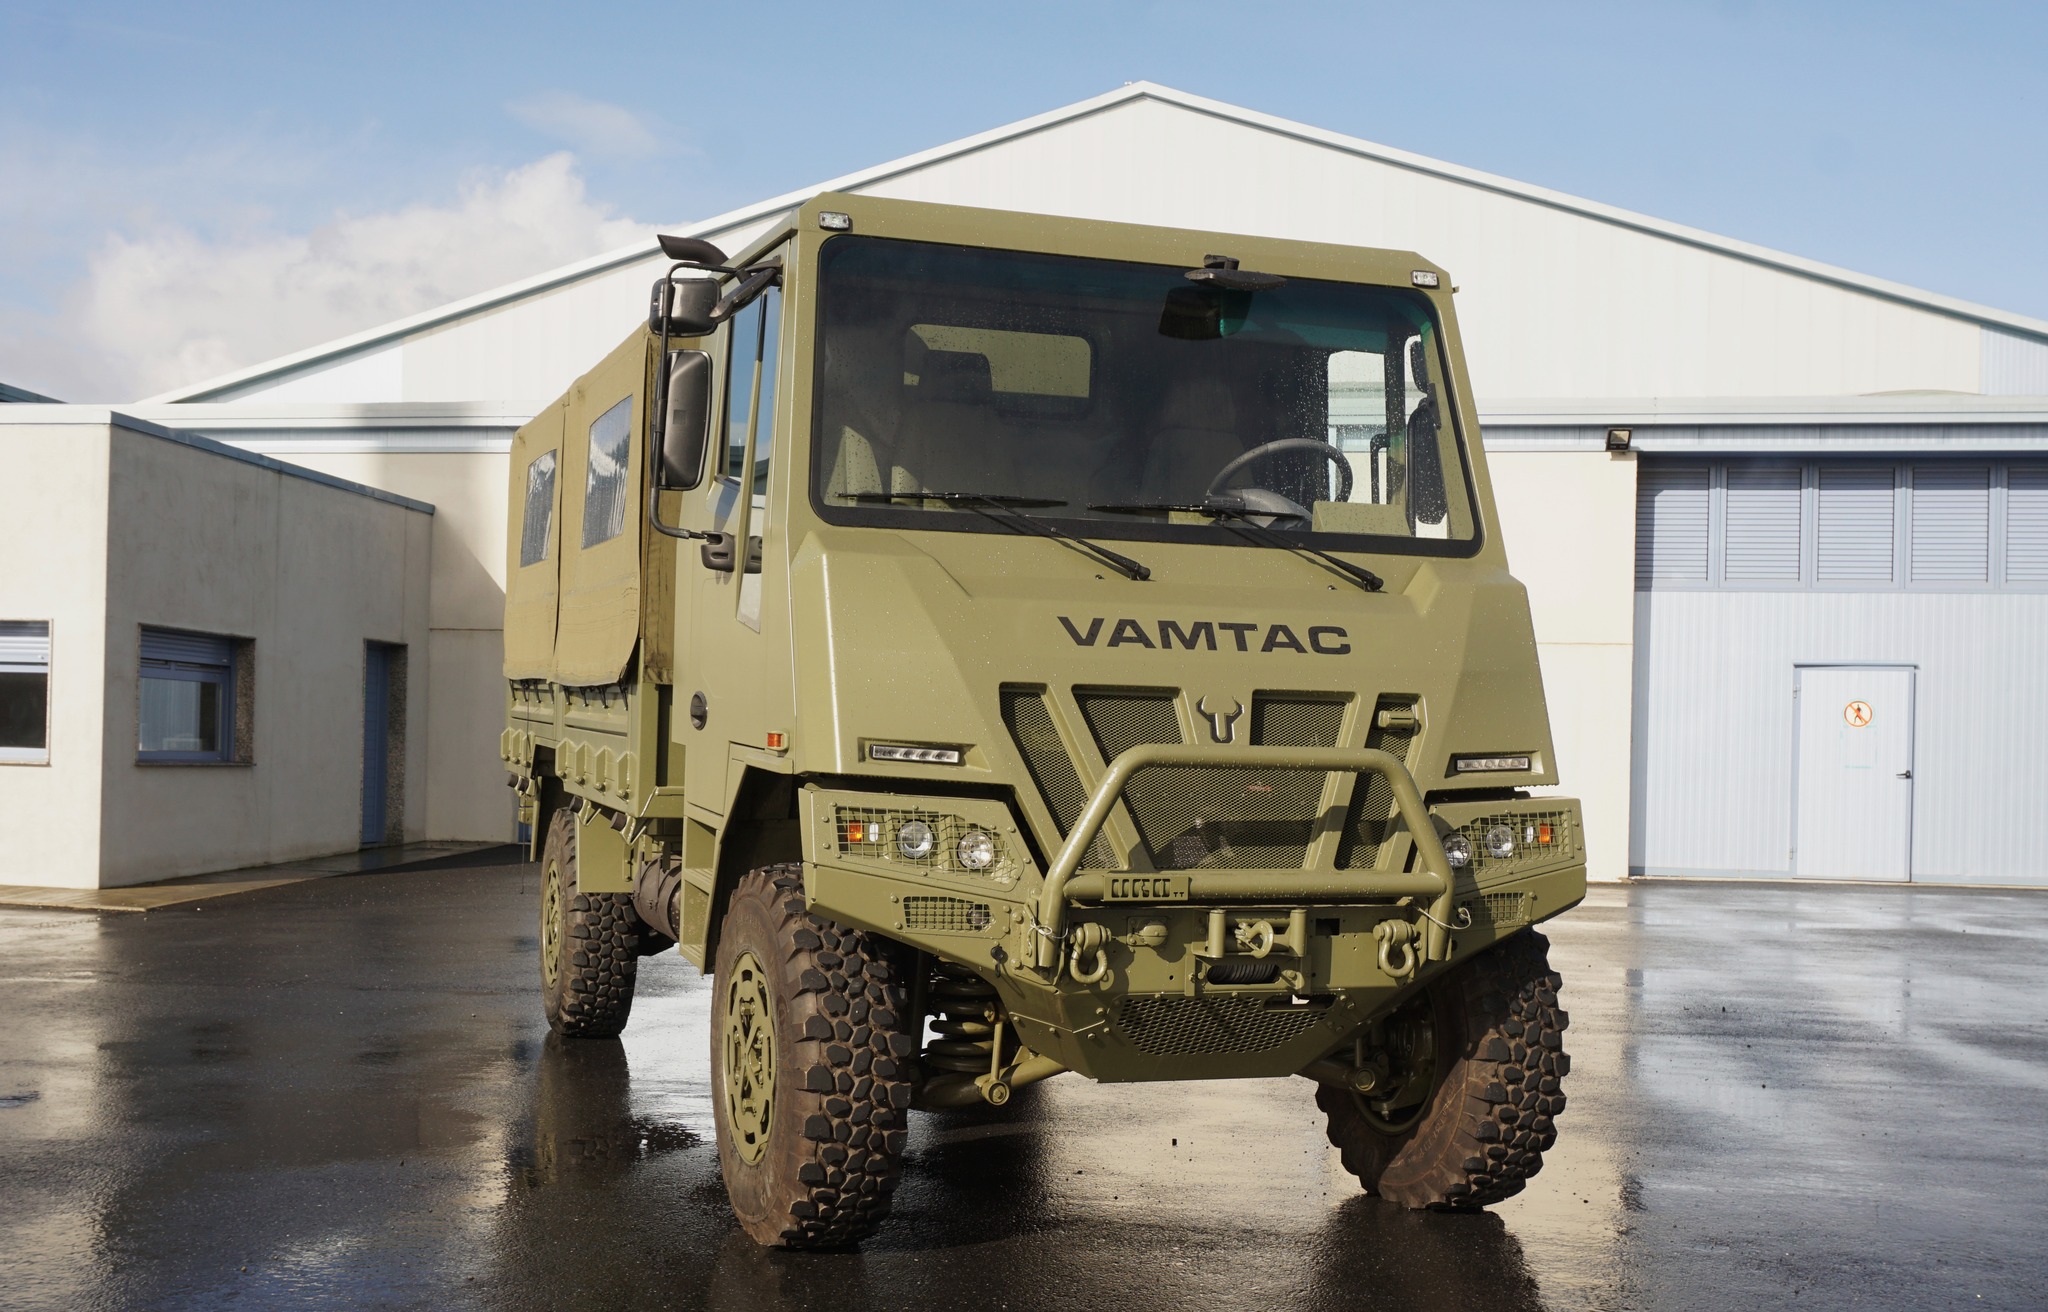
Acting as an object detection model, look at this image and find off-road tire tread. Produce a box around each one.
[541,808,641,1039]
[717,864,913,1249]
[1319,928,1570,1211]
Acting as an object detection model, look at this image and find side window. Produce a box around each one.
[582,397,633,548]
[724,284,783,496]
[0,620,50,765]
[139,628,247,763]
[518,450,558,566]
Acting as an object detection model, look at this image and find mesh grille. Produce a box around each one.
[1075,689,1180,759]
[1078,689,1349,872]
[999,687,1113,869]
[1469,890,1534,929]
[902,896,992,933]
[1113,995,1334,1056]
[1249,695,1346,748]
[1337,695,1418,870]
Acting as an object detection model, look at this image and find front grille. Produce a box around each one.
[1075,689,1348,872]
[1000,687,1114,869]
[1113,994,1335,1056]
[1336,694,1419,870]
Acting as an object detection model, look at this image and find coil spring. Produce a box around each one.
[924,963,1003,1074]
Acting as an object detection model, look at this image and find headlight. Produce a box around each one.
[956,830,996,871]
[1484,825,1516,860]
[1442,833,1472,868]
[897,820,936,860]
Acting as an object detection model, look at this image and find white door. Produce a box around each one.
[1793,666,1914,881]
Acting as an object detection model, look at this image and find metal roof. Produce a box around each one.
[148,82,2048,406]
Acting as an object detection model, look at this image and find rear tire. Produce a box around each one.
[1319,928,1570,1210]
[711,864,916,1248]
[539,805,642,1038]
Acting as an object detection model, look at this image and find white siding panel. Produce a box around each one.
[1983,328,2048,395]
[1632,589,2048,884]
[1634,465,1710,584]
[1723,465,1801,581]
[1908,465,1990,583]
[1815,466,1895,581]
[2008,465,2048,582]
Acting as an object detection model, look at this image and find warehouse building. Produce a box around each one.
[5,83,2046,887]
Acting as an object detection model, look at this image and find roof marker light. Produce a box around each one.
[1410,270,1441,288]
[818,211,853,231]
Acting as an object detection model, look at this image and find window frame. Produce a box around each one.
[0,619,52,766]
[137,627,242,765]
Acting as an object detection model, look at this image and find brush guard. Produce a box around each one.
[1030,744,1459,972]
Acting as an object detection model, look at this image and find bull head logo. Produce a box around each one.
[1195,696,1244,745]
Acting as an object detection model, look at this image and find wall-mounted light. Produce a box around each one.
[1605,427,1633,452]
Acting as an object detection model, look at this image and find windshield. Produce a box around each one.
[811,237,1477,554]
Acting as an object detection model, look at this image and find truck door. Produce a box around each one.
[681,277,788,817]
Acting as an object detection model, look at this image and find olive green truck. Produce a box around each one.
[500,192,1583,1248]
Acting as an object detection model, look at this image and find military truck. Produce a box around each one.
[500,192,1583,1248]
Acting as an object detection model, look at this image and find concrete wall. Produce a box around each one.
[275,451,513,841]
[93,425,434,885]
[0,411,434,888]
[0,419,111,886]
[1488,449,1639,882]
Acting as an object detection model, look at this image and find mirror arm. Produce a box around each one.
[648,480,709,541]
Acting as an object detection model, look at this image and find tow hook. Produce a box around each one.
[1067,922,1112,986]
[1376,919,1421,980]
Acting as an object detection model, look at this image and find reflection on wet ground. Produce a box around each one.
[0,868,2043,1310]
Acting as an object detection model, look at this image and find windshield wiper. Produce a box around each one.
[1089,496,1383,592]
[839,491,1151,581]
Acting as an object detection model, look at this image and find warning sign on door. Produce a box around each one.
[1844,700,1873,728]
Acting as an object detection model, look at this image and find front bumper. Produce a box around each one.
[798,749,1585,1084]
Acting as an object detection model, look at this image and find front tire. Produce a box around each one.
[539,805,643,1038]
[711,865,916,1248]
[1320,928,1571,1210]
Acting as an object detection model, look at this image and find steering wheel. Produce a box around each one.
[1205,438,1355,514]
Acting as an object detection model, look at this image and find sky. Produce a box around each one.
[1,0,2043,401]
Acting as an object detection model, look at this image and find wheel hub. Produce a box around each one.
[1355,995,1438,1134]
[722,951,777,1164]
[539,856,562,992]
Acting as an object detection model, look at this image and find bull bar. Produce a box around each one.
[1030,744,1458,969]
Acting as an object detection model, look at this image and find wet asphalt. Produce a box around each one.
[0,864,2043,1312]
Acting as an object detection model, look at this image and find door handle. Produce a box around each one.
[1896,770,1912,779]
[699,532,762,574]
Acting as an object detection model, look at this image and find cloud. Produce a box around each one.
[3,153,646,400]
[507,91,663,160]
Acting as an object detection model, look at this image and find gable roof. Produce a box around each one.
[149,81,2048,405]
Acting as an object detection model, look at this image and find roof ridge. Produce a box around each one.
[148,80,2048,404]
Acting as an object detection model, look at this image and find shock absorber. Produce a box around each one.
[923,963,1003,1074]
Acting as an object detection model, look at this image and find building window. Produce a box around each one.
[139,628,248,763]
[582,397,633,548]
[1637,459,2048,592]
[0,620,51,765]
[518,450,557,567]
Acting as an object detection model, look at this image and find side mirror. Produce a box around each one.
[660,350,713,488]
[649,277,721,336]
